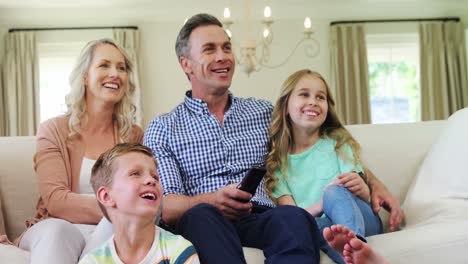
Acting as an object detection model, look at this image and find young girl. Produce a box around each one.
[265,69,383,263]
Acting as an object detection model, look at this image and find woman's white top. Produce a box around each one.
[79,158,96,196]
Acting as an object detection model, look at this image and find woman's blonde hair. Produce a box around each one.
[65,38,137,141]
[264,69,362,200]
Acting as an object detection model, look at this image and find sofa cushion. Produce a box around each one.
[0,244,29,263]
[346,120,445,230]
[403,107,468,225]
[366,220,468,263]
[0,136,38,239]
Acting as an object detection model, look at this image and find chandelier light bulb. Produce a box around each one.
[220,3,319,76]
[226,28,232,38]
[224,7,231,19]
[264,6,271,18]
[304,17,312,29]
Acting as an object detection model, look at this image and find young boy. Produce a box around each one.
[79,143,199,264]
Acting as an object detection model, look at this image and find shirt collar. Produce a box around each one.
[184,90,236,115]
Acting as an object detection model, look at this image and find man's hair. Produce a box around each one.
[175,13,223,60]
[90,143,157,221]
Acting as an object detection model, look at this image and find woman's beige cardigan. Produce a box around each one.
[15,115,143,243]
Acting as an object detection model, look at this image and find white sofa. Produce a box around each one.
[1,108,468,263]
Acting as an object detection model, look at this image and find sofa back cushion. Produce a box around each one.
[0,121,447,237]
[346,120,445,229]
[404,107,468,226]
[0,136,38,239]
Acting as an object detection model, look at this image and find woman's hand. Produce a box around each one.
[337,172,370,202]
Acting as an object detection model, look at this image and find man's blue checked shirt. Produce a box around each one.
[144,91,275,208]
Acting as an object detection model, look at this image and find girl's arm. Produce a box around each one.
[277,195,323,217]
[276,195,297,206]
[337,172,370,202]
[304,200,324,217]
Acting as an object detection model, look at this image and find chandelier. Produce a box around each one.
[222,0,320,76]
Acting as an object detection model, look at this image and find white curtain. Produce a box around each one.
[1,31,39,136]
[330,24,371,125]
[113,29,142,126]
[419,21,468,121]
[0,64,5,136]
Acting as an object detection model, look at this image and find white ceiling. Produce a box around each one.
[0,0,467,26]
[0,0,459,9]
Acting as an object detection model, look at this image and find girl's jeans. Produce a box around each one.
[315,185,383,264]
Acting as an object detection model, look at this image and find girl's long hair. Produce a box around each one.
[66,38,137,141]
[265,69,362,200]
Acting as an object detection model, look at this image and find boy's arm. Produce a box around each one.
[365,168,404,231]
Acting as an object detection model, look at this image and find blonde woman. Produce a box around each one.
[17,38,143,264]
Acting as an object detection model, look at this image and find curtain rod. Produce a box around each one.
[9,26,138,33]
[330,17,460,26]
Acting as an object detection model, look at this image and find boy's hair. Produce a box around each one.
[264,69,362,200]
[90,143,157,222]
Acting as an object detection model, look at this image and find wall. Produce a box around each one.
[138,18,330,127]
[1,2,468,129]
[138,16,468,127]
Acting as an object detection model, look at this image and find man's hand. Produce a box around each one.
[338,172,370,202]
[211,183,253,219]
[369,175,404,232]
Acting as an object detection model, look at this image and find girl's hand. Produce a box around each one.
[324,179,340,190]
[337,172,370,202]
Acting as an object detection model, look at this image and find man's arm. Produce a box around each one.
[144,119,253,226]
[365,168,404,231]
[163,184,253,226]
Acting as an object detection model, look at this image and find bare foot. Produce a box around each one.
[323,224,355,256]
[343,237,389,264]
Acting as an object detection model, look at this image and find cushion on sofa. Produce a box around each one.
[366,220,468,263]
[0,136,38,239]
[403,107,468,225]
[347,120,445,231]
[0,244,29,263]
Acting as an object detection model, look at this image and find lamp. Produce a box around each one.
[222,0,319,76]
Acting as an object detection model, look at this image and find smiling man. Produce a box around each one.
[144,13,321,264]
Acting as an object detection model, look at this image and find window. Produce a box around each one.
[366,33,420,124]
[38,42,84,122]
